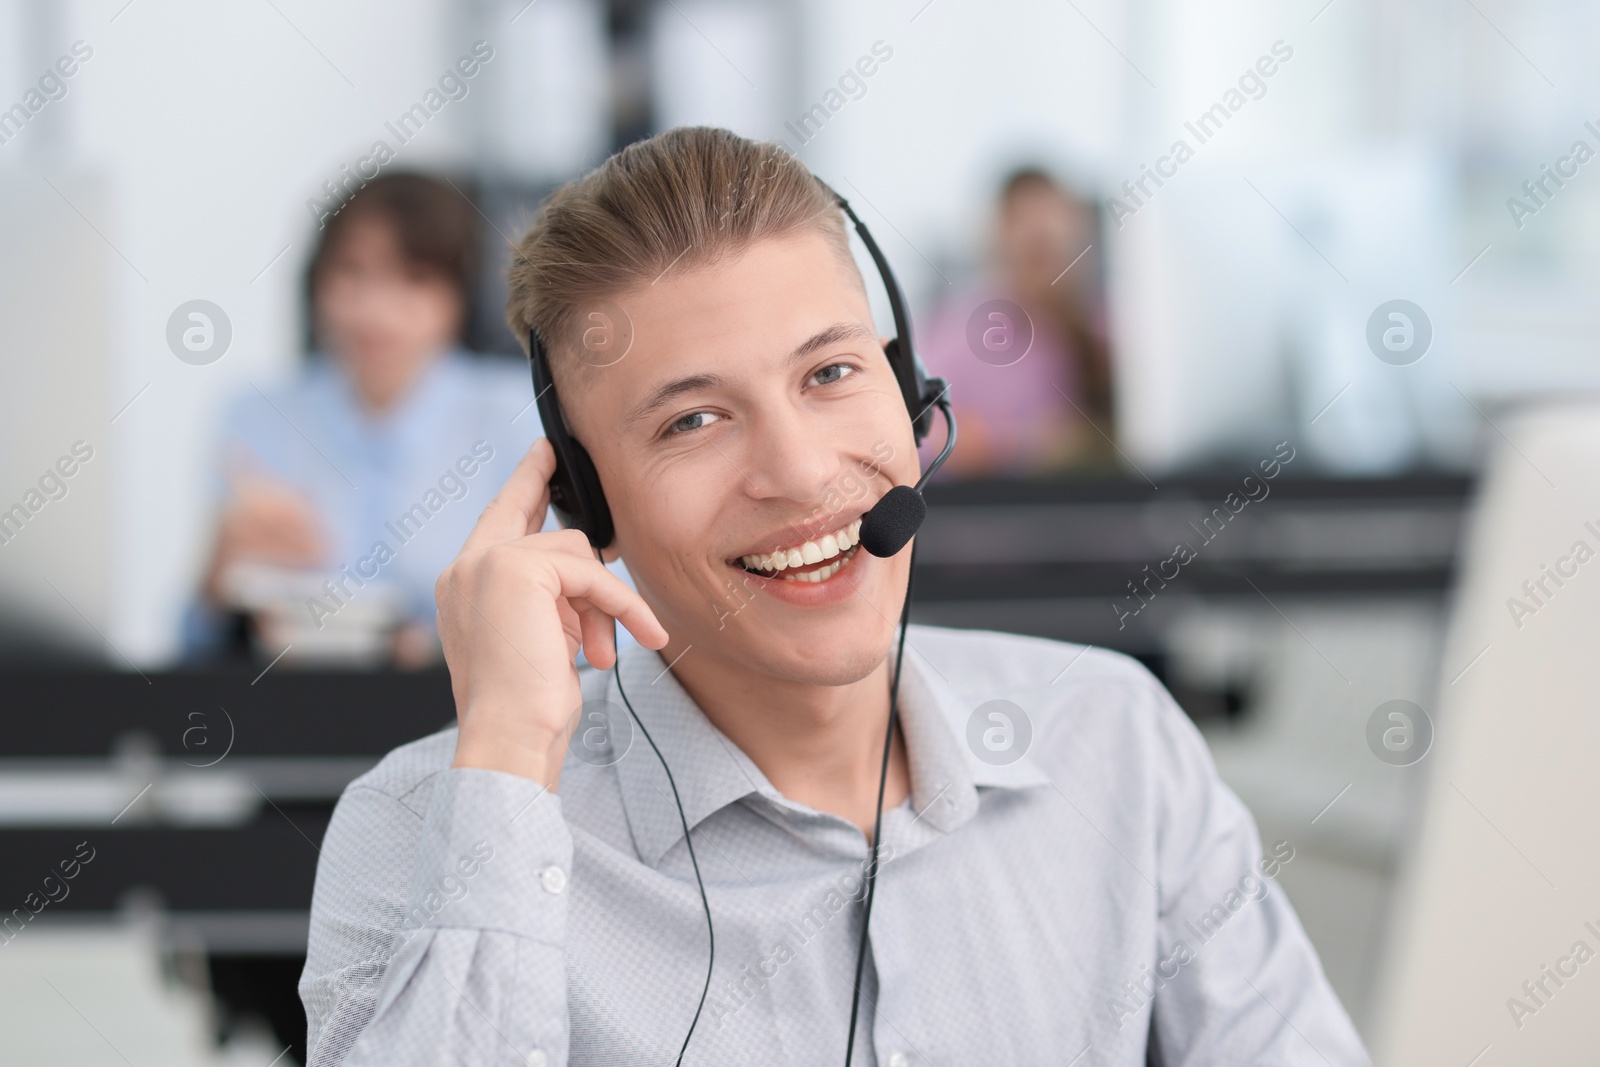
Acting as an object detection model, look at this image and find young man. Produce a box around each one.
[300,127,1369,1066]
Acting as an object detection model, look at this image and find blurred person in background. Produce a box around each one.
[185,173,565,667]
[917,166,1115,477]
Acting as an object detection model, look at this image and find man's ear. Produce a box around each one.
[600,542,622,564]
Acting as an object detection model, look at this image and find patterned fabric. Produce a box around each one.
[300,625,1370,1066]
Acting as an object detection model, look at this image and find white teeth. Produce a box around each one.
[738,518,862,574]
[779,554,847,582]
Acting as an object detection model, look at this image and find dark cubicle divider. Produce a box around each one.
[914,471,1470,651]
[1,668,454,913]
[2,667,454,757]
[0,669,455,1059]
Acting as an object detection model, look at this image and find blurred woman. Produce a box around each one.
[186,173,563,666]
[917,167,1116,477]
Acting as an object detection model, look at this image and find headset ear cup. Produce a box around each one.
[530,329,615,549]
[566,436,615,549]
[883,336,935,445]
[917,376,948,444]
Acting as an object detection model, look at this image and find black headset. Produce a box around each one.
[527,189,948,549]
[525,187,951,1066]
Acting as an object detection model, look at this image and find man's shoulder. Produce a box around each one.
[907,623,1159,698]
[907,624,1187,769]
[341,724,461,818]
[338,662,623,812]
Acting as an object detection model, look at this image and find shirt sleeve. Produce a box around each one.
[1142,678,1372,1067]
[300,767,574,1066]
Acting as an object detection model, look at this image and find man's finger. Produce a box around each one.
[537,550,669,650]
[462,437,556,554]
[573,601,618,670]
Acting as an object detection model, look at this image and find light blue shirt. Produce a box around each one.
[300,625,1369,1065]
[185,350,633,658]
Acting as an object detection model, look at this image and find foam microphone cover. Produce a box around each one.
[858,485,926,557]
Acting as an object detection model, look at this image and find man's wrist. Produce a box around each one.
[452,737,561,789]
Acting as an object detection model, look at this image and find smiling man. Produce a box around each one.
[299,127,1369,1066]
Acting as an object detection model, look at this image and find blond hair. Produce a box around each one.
[505,126,854,370]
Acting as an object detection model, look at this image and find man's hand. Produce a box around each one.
[437,438,668,790]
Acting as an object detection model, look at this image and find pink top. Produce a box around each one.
[914,285,1091,477]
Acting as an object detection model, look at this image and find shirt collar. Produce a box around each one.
[603,632,1053,869]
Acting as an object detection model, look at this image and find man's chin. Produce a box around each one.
[734,625,896,688]
[645,565,906,686]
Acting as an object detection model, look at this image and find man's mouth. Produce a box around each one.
[732,518,863,584]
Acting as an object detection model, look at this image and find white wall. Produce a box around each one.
[1,0,491,662]
[788,0,1131,313]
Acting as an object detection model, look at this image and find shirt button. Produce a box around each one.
[886,1053,909,1067]
[525,1050,548,1067]
[539,865,567,894]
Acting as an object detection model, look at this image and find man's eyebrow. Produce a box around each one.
[624,372,731,428]
[785,320,877,366]
[623,321,876,428]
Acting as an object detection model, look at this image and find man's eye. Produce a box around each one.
[668,411,723,436]
[813,363,856,386]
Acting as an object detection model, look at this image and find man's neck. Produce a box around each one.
[667,651,911,844]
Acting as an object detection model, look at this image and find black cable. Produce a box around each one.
[600,549,716,1067]
[841,398,949,1062]
[842,537,918,1066]
[913,396,957,495]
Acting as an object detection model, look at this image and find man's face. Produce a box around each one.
[562,229,921,687]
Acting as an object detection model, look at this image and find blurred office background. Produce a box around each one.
[3,0,1600,1063]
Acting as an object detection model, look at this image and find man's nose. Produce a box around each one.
[740,400,844,506]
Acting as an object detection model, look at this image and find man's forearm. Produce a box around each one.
[304,770,574,1066]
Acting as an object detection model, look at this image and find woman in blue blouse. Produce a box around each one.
[187,173,630,667]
